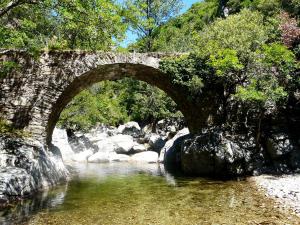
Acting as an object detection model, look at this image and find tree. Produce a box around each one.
[125,0,183,51]
[0,0,127,51]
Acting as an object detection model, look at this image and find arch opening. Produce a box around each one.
[46,63,191,145]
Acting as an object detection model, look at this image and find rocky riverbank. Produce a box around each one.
[0,117,299,207]
[252,174,300,216]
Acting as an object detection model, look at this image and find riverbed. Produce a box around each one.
[1,162,299,225]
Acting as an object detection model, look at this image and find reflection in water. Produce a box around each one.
[0,163,173,225]
[1,162,299,225]
[0,184,67,225]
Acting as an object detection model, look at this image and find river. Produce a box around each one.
[0,162,299,225]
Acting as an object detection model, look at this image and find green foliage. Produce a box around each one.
[194,10,270,62]
[160,7,298,111]
[226,0,281,16]
[125,0,183,51]
[0,0,127,51]
[0,61,20,78]
[149,0,219,52]
[58,82,130,131]
[209,49,244,76]
[58,79,181,130]
[259,43,297,76]
[160,55,205,95]
[0,118,30,137]
[118,78,181,122]
[235,77,288,106]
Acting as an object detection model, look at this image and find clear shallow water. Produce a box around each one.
[1,162,299,225]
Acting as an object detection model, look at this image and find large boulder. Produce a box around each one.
[131,151,158,163]
[110,135,134,154]
[159,128,190,164]
[0,136,69,206]
[181,128,252,177]
[117,121,142,137]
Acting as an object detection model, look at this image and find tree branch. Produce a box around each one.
[0,0,39,18]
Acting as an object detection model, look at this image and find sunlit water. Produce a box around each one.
[1,162,299,225]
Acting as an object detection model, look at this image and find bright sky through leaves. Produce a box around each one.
[120,0,201,47]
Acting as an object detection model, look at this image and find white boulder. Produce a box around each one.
[132,143,147,153]
[131,151,159,163]
[96,139,117,153]
[110,135,134,154]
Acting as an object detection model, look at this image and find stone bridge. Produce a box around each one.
[0,50,219,145]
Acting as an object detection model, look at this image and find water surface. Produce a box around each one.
[1,163,299,225]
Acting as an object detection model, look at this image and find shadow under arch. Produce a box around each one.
[46,63,191,144]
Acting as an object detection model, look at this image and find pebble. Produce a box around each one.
[253,174,300,216]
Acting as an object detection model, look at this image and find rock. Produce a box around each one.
[181,128,249,176]
[142,124,152,134]
[266,134,294,159]
[156,118,186,136]
[167,125,177,134]
[72,150,93,162]
[159,128,190,164]
[88,152,110,163]
[136,136,150,144]
[68,132,98,153]
[117,121,142,137]
[109,153,131,162]
[131,151,159,163]
[110,135,134,154]
[0,136,69,204]
[52,128,74,162]
[149,134,166,152]
[96,139,117,153]
[93,124,118,137]
[85,131,108,143]
[132,143,147,153]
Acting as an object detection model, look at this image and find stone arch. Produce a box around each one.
[0,51,213,146]
[46,63,190,144]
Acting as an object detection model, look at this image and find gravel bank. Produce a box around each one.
[252,174,300,216]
